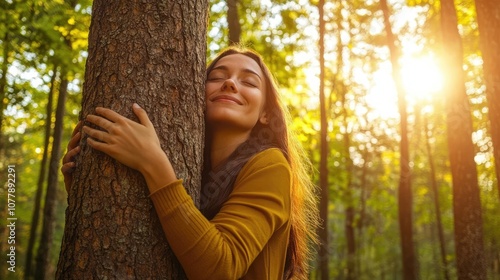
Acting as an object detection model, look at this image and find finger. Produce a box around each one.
[83,126,110,143]
[63,146,81,164]
[71,121,83,137]
[86,137,109,153]
[67,131,81,151]
[95,107,127,124]
[61,162,76,175]
[62,162,76,194]
[132,103,153,127]
[86,114,115,132]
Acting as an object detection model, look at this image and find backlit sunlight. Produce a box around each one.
[366,52,444,120]
[401,54,443,100]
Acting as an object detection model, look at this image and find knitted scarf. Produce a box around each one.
[200,135,274,220]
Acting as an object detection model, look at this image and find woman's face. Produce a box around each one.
[205,54,268,132]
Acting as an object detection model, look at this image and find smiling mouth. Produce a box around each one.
[211,95,243,105]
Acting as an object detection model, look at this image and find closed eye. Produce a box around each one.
[241,75,260,88]
[242,81,258,87]
[207,77,224,82]
[207,70,227,82]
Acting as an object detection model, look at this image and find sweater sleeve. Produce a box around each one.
[149,148,291,280]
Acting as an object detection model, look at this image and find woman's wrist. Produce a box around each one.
[140,152,178,194]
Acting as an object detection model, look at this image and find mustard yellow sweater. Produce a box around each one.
[149,148,291,280]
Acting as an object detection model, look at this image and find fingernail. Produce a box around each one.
[133,103,141,109]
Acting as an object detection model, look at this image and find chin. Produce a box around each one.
[207,116,256,132]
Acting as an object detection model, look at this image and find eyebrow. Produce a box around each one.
[210,65,262,81]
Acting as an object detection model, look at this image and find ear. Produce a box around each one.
[259,111,269,125]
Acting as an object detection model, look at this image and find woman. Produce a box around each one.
[62,47,319,279]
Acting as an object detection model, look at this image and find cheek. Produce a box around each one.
[205,84,219,103]
[256,91,267,112]
[204,84,211,98]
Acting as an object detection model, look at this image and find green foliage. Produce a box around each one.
[0,0,90,278]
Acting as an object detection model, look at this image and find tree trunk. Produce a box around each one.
[56,1,207,279]
[380,0,417,278]
[35,75,68,280]
[0,31,11,151]
[345,202,356,279]
[25,67,58,280]
[474,0,500,200]
[440,0,486,279]
[317,0,330,279]
[335,5,357,278]
[357,146,369,275]
[338,36,356,280]
[227,0,241,45]
[424,116,450,280]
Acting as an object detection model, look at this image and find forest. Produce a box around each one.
[1,0,499,279]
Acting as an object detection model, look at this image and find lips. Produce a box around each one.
[210,94,243,105]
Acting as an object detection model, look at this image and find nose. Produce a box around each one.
[221,79,237,93]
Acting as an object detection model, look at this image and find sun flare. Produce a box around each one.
[400,54,443,100]
[366,53,444,120]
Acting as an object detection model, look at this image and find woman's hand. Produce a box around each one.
[83,104,161,172]
[83,104,177,192]
[61,121,83,193]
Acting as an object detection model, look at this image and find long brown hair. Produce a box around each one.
[202,47,320,279]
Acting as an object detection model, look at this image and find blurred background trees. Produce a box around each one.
[1,0,499,279]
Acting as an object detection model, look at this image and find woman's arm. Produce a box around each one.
[150,149,291,279]
[83,106,291,279]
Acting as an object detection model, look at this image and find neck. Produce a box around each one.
[209,127,251,169]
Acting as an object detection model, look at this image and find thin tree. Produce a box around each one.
[380,0,417,278]
[227,0,241,45]
[423,115,450,280]
[35,74,68,279]
[56,1,208,278]
[439,0,486,278]
[25,67,58,280]
[474,0,500,199]
[0,30,9,137]
[356,137,369,276]
[341,89,356,280]
[317,0,330,279]
[334,3,357,278]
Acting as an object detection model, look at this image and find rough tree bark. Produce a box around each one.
[56,1,208,279]
[380,0,417,278]
[440,0,486,279]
